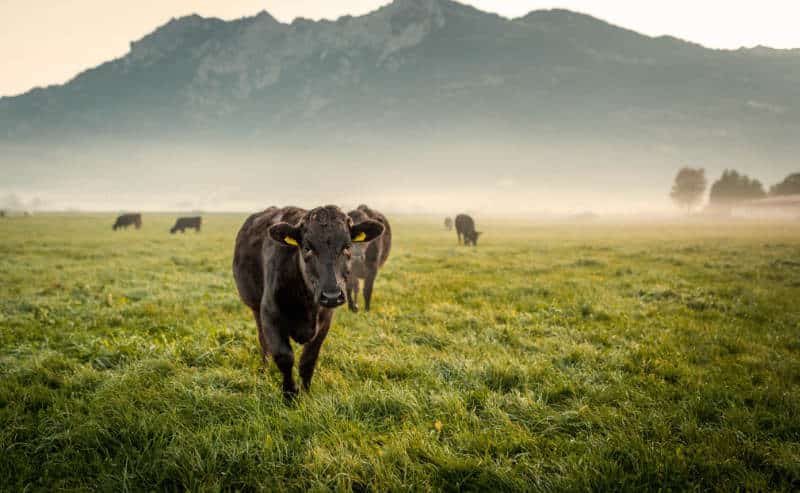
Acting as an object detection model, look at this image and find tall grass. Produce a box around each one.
[1,214,798,491]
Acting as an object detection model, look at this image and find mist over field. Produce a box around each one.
[2,138,753,214]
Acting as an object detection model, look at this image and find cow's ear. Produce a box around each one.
[350,220,384,243]
[268,222,303,248]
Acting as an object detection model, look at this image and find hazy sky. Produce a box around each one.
[2,0,800,97]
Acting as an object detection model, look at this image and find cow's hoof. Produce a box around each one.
[348,304,359,313]
[282,387,299,403]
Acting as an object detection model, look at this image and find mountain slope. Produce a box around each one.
[2,0,798,141]
[1,0,798,212]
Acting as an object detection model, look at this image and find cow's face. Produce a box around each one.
[269,206,384,308]
[465,231,482,246]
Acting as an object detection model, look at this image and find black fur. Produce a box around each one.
[233,206,383,399]
[170,216,202,234]
[346,205,392,313]
[112,213,142,231]
[455,214,482,246]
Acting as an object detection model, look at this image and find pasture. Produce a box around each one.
[0,214,798,491]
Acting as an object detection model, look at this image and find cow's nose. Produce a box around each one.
[320,289,345,307]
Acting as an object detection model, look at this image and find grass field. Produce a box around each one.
[1,214,799,491]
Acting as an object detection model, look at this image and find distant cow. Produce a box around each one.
[171,216,202,234]
[233,205,384,399]
[346,204,392,313]
[455,214,482,246]
[0,210,5,218]
[444,217,453,231]
[112,213,142,231]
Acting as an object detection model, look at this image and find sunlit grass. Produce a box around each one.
[1,214,799,491]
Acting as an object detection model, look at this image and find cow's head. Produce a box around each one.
[465,231,482,246]
[347,209,373,262]
[268,206,384,308]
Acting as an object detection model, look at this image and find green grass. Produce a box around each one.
[1,214,799,491]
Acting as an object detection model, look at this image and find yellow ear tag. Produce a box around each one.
[284,236,299,247]
[353,232,367,242]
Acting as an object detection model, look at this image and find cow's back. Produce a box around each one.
[176,216,202,229]
[114,213,141,229]
[455,214,475,234]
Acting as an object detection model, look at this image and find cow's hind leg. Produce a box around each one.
[363,270,377,312]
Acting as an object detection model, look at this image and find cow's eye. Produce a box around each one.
[303,245,314,255]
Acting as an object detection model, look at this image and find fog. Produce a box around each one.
[2,133,791,217]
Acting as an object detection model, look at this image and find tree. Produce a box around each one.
[670,167,707,213]
[769,173,800,197]
[708,169,766,210]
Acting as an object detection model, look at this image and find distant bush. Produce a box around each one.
[708,169,766,210]
[769,172,800,197]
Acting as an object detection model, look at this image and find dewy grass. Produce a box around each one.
[1,214,798,491]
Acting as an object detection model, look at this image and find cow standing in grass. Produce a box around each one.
[233,205,384,399]
[455,214,482,246]
[346,205,392,313]
[112,213,142,230]
[444,217,453,231]
[170,216,202,234]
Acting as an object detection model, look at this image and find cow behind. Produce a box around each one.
[171,216,202,234]
[455,214,482,246]
[346,204,392,312]
[112,213,142,231]
[233,205,384,399]
[444,217,453,231]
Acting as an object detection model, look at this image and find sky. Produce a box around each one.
[1,1,799,97]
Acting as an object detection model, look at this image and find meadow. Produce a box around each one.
[0,213,798,492]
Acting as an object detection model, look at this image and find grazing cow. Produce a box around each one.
[455,214,482,246]
[170,216,202,234]
[112,213,142,231]
[233,205,384,398]
[346,204,392,313]
[444,217,453,231]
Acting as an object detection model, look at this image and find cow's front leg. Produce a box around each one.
[252,308,269,364]
[261,311,297,399]
[272,338,296,399]
[299,309,332,391]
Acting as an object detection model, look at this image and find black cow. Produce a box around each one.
[112,213,142,231]
[171,216,202,234]
[346,205,392,313]
[455,214,482,246]
[233,205,384,399]
[444,217,453,231]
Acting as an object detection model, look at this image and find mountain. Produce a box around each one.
[1,0,799,212]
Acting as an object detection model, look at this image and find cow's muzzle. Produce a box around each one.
[319,288,346,308]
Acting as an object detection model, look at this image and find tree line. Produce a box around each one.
[670,169,800,213]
